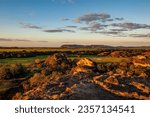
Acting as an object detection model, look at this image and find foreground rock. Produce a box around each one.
[0,78,25,99]
[93,75,150,100]
[13,73,129,100]
[2,53,149,100]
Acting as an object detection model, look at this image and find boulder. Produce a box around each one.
[34,59,41,64]
[45,53,69,65]
[104,76,119,85]
[44,53,70,71]
[72,58,97,74]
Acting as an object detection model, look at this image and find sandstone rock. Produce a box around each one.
[72,58,97,74]
[64,82,102,100]
[116,69,125,75]
[73,67,94,74]
[14,70,150,100]
[44,53,70,71]
[104,76,119,85]
[11,53,150,100]
[139,72,148,78]
[34,59,41,64]
[77,58,96,67]
[23,73,50,91]
[45,53,69,65]
[132,54,150,67]
[15,73,97,100]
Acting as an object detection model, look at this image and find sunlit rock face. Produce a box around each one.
[132,53,150,67]
[44,53,71,71]
[72,58,98,74]
[45,53,69,65]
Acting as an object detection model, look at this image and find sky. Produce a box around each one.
[0,0,150,47]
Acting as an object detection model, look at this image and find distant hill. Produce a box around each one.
[61,44,150,49]
[0,45,150,49]
[61,44,114,48]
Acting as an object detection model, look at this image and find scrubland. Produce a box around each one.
[0,47,150,100]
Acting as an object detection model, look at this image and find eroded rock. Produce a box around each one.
[72,58,97,74]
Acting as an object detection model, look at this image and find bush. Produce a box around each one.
[10,64,26,78]
[97,64,107,73]
[0,66,12,80]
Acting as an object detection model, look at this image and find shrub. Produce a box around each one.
[0,66,12,80]
[97,64,107,73]
[10,64,26,78]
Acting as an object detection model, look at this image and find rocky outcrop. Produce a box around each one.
[93,75,150,100]
[14,69,150,100]
[72,58,97,74]
[132,54,150,67]
[44,53,71,72]
[45,53,69,65]
[13,73,94,99]
[13,73,130,100]
[12,54,150,100]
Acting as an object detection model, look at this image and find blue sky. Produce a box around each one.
[0,0,150,47]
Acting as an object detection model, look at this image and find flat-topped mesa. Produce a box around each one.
[72,58,98,74]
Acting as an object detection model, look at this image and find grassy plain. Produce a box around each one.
[0,55,49,65]
[0,48,99,52]
[0,55,128,65]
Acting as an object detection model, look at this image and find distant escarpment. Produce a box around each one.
[61,44,114,48]
[61,44,150,49]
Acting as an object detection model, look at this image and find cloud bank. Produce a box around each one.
[72,12,150,38]
[43,29,75,33]
[0,38,48,42]
[0,38,31,42]
[19,12,150,39]
[74,13,111,23]
[20,22,42,29]
[112,22,150,30]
